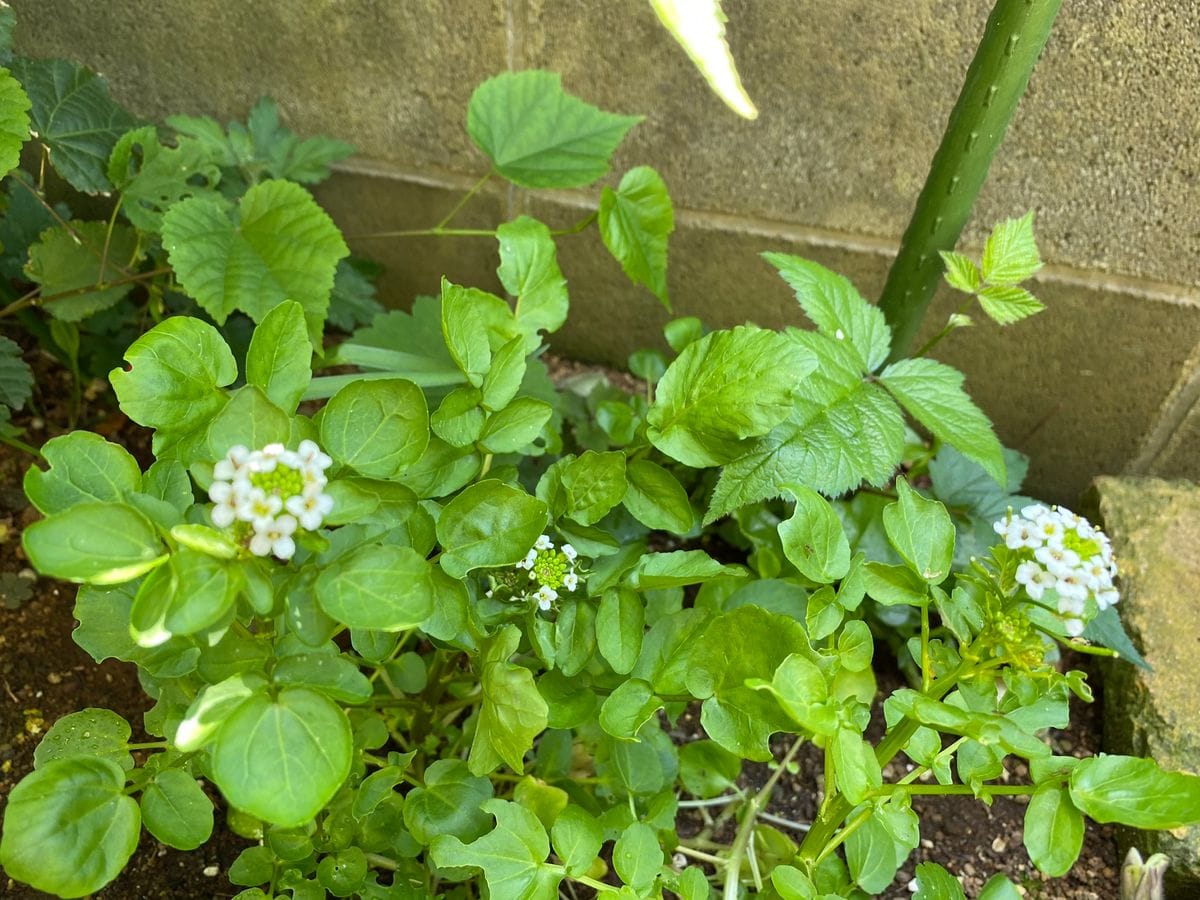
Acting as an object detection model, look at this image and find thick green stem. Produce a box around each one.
[878,0,1062,359]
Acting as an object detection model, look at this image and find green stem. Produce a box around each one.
[0,266,173,319]
[675,844,727,866]
[365,853,400,871]
[435,172,491,230]
[797,663,967,865]
[920,602,932,692]
[0,433,42,458]
[870,782,1036,797]
[878,0,1063,359]
[724,739,804,900]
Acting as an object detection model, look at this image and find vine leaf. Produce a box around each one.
[12,57,137,193]
[0,335,32,409]
[161,179,348,342]
[599,165,674,309]
[25,221,143,321]
[0,67,30,179]
[468,70,640,188]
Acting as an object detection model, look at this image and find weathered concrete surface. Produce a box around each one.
[10,0,1200,498]
[1092,477,1200,891]
[10,0,508,176]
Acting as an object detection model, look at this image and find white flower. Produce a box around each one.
[535,534,554,551]
[1025,567,1057,601]
[297,439,333,471]
[1055,572,1090,602]
[561,543,578,562]
[1034,514,1064,545]
[563,572,579,592]
[249,514,298,560]
[243,489,283,531]
[1035,545,1080,570]
[534,585,558,611]
[285,491,335,531]
[1063,617,1086,638]
[1005,521,1041,551]
[1096,586,1120,610]
[1021,504,1051,520]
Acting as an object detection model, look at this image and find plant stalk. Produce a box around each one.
[878,0,1062,359]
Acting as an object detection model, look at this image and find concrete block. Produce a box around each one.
[10,0,508,175]
[1092,476,1200,893]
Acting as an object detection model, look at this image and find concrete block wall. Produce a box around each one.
[13,1,1200,502]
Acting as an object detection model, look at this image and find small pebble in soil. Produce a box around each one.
[203,865,219,877]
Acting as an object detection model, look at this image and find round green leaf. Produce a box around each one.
[141,767,214,850]
[23,431,142,516]
[320,378,429,478]
[403,758,494,845]
[779,483,851,583]
[315,543,435,631]
[33,708,133,772]
[622,458,694,533]
[109,316,237,436]
[1069,754,1200,830]
[210,688,352,827]
[436,479,548,579]
[23,501,166,585]
[0,757,140,898]
[1023,784,1084,877]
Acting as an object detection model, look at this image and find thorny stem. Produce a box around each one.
[878,0,1063,358]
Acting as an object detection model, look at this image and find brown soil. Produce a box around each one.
[0,351,1120,899]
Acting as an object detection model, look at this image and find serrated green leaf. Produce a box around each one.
[708,333,905,520]
[0,334,30,410]
[878,356,1005,487]
[981,212,1041,286]
[242,97,355,184]
[938,250,981,295]
[469,626,550,776]
[599,165,674,308]
[326,258,383,331]
[1069,754,1200,829]
[23,431,141,515]
[211,687,352,827]
[1022,783,1083,877]
[0,67,30,179]
[25,220,143,321]
[107,125,221,232]
[0,756,140,897]
[161,179,348,341]
[430,799,562,900]
[13,57,137,193]
[468,70,640,188]
[764,252,891,371]
[977,285,1045,325]
[648,325,814,468]
[497,216,568,349]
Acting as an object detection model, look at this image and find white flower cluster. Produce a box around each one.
[486,534,580,610]
[208,440,334,561]
[993,503,1118,637]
